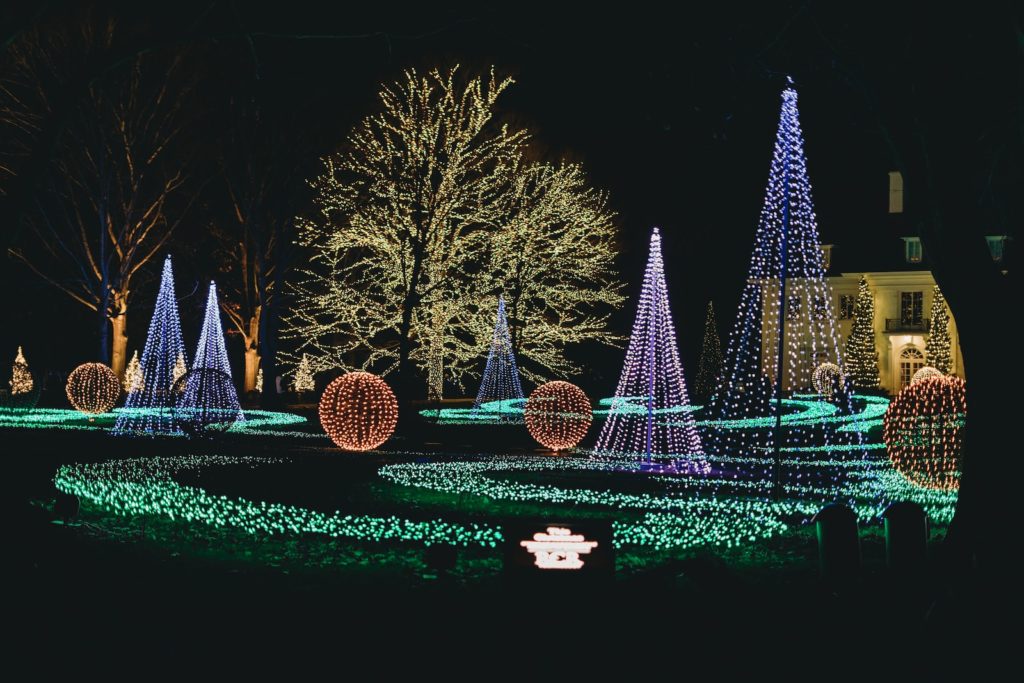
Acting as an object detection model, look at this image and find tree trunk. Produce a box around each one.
[426,295,444,401]
[243,346,260,394]
[241,308,261,393]
[109,299,128,378]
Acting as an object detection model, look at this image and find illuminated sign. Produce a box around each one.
[503,519,613,579]
[520,526,599,570]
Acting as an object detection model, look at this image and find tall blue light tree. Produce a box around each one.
[594,228,703,466]
[113,256,187,435]
[710,80,863,494]
[177,282,244,429]
[473,295,524,421]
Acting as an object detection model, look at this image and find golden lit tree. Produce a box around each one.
[123,349,143,393]
[10,346,33,395]
[286,67,621,399]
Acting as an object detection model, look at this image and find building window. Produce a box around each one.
[839,294,855,320]
[903,237,922,263]
[899,346,925,388]
[889,171,904,213]
[786,295,801,321]
[812,295,828,319]
[900,291,924,325]
[986,235,1006,262]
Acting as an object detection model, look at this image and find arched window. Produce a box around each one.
[899,346,925,388]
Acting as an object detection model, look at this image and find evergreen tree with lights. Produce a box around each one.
[293,354,315,395]
[926,285,952,374]
[9,346,33,395]
[256,367,263,393]
[595,228,703,463]
[844,277,880,389]
[473,295,524,421]
[113,256,188,435]
[172,352,187,384]
[123,350,144,393]
[695,301,723,402]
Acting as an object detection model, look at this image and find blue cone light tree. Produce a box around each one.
[113,256,188,435]
[709,80,863,493]
[175,282,244,434]
[594,228,703,465]
[473,295,525,422]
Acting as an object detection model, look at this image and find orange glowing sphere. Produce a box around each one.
[66,362,120,415]
[883,376,966,491]
[524,381,592,451]
[319,371,398,451]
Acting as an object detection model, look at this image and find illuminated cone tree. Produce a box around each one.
[177,282,244,430]
[711,82,862,491]
[473,295,525,421]
[113,256,188,435]
[594,228,702,463]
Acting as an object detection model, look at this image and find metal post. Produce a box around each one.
[772,98,792,501]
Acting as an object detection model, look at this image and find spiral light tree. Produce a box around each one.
[320,371,398,451]
[66,363,120,414]
[525,381,592,451]
[883,376,966,491]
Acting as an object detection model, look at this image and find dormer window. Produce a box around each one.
[986,235,1007,262]
[902,237,922,264]
[888,171,904,213]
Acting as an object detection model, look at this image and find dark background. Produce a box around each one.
[0,2,1010,397]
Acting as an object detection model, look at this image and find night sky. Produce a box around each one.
[1,3,1006,396]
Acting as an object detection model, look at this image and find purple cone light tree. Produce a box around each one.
[594,228,703,467]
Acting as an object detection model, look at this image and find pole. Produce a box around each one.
[772,91,792,501]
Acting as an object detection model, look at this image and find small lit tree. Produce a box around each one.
[845,277,880,389]
[10,346,33,395]
[926,285,952,374]
[293,354,315,394]
[123,350,144,393]
[695,301,723,402]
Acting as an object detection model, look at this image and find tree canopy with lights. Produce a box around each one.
[285,67,622,398]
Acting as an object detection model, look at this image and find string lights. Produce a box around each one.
[883,376,966,491]
[319,371,398,451]
[66,362,120,415]
[524,381,592,451]
[113,256,188,435]
[473,295,525,422]
[709,82,864,492]
[594,228,703,465]
[174,282,245,435]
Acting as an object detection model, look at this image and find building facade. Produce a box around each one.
[754,171,1009,395]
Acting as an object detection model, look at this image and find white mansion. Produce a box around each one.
[762,172,1006,395]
